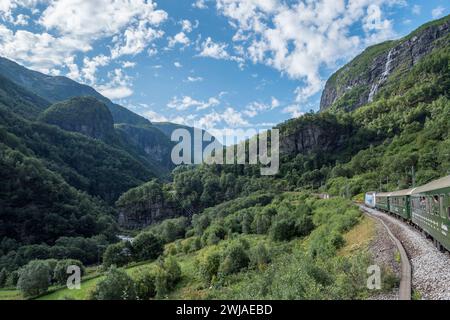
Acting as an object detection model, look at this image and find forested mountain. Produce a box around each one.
[320,15,449,112]
[0,57,149,126]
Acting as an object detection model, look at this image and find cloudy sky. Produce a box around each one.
[0,0,448,135]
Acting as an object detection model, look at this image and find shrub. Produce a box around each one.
[103,242,132,268]
[201,224,227,246]
[164,256,182,288]
[6,270,20,287]
[219,243,250,275]
[134,270,156,300]
[132,232,164,262]
[270,219,297,241]
[17,260,51,297]
[0,268,8,287]
[198,252,221,285]
[53,259,85,285]
[249,243,271,270]
[91,266,136,300]
[154,257,182,298]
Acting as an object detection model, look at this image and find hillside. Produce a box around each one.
[39,97,117,143]
[320,15,450,112]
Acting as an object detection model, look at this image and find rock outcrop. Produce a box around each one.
[320,15,450,112]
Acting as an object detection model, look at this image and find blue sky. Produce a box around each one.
[0,0,448,138]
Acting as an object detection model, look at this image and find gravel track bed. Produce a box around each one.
[367,216,401,300]
[367,208,450,300]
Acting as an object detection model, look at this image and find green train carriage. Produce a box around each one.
[388,188,414,220]
[410,175,450,251]
[375,192,391,212]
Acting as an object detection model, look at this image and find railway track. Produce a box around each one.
[359,205,412,300]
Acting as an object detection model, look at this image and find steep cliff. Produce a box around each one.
[320,15,450,112]
[115,123,175,177]
[116,180,183,229]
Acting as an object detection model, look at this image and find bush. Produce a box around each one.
[17,260,51,297]
[270,219,297,241]
[198,252,221,285]
[53,259,85,285]
[154,257,182,298]
[91,266,136,300]
[201,224,227,246]
[249,243,271,270]
[6,270,20,287]
[103,242,132,268]
[132,232,164,262]
[164,256,182,287]
[219,243,250,275]
[134,270,156,300]
[0,268,8,287]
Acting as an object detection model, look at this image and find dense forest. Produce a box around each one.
[0,15,448,300]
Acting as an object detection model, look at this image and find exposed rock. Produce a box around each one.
[279,114,354,155]
[320,15,450,112]
[115,123,174,171]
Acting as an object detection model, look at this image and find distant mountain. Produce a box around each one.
[320,15,450,112]
[0,74,50,119]
[0,57,150,126]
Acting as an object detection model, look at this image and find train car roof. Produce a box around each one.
[388,188,417,197]
[411,175,450,194]
[376,192,392,197]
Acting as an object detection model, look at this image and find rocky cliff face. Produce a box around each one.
[116,180,182,229]
[320,15,450,112]
[118,201,179,229]
[279,113,355,156]
[115,123,175,176]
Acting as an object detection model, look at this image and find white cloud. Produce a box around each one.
[122,61,136,68]
[192,0,208,9]
[181,19,193,33]
[282,105,303,118]
[196,107,248,129]
[198,37,231,59]
[0,25,91,73]
[111,21,165,59]
[412,5,421,15]
[147,47,158,56]
[174,61,183,68]
[432,6,446,19]
[97,68,133,100]
[40,0,167,40]
[216,0,403,103]
[186,76,204,82]
[0,0,168,74]
[243,97,279,117]
[167,95,220,111]
[168,31,190,48]
[81,54,110,84]
[143,110,168,122]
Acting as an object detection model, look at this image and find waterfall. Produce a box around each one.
[368,48,394,102]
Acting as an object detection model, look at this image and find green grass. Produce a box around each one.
[0,289,22,300]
